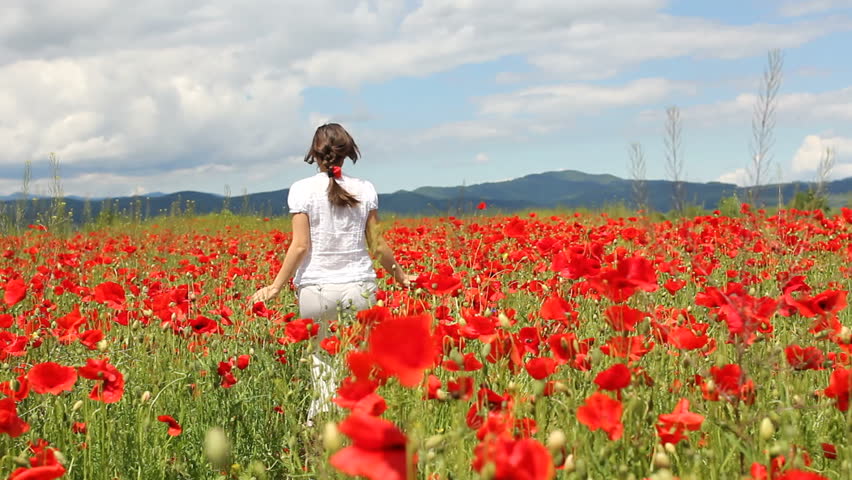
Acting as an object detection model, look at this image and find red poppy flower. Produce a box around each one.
[368,313,435,387]
[0,397,30,437]
[524,357,557,380]
[8,464,66,480]
[3,278,26,307]
[821,443,837,460]
[77,358,125,403]
[472,436,554,480]
[1,374,30,401]
[282,318,316,344]
[825,368,852,411]
[604,305,646,332]
[594,363,631,391]
[539,294,575,322]
[415,265,462,296]
[503,217,527,239]
[330,413,412,480]
[667,327,710,351]
[217,361,238,388]
[477,201,487,210]
[785,345,825,371]
[236,354,251,370]
[576,392,624,440]
[28,362,78,395]
[447,376,474,401]
[157,415,182,436]
[93,281,126,309]
[704,364,755,404]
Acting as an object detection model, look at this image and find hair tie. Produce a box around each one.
[328,166,342,179]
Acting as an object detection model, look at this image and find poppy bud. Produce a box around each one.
[97,340,108,351]
[563,454,575,473]
[479,342,491,358]
[552,381,569,393]
[838,326,852,344]
[546,430,567,452]
[435,389,448,401]
[72,400,84,412]
[425,434,444,450]
[791,394,805,409]
[664,442,676,454]
[247,461,268,480]
[12,455,28,467]
[769,441,787,457]
[759,417,775,440]
[204,427,231,468]
[322,422,341,452]
[497,312,510,328]
[141,390,152,403]
[376,300,385,307]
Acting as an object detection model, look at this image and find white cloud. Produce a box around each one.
[474,153,489,164]
[717,168,749,186]
[791,134,852,178]
[780,0,852,17]
[0,0,848,196]
[639,86,852,128]
[478,78,691,118]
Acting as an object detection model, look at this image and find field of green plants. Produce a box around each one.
[1,207,851,479]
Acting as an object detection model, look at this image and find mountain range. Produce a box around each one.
[2,170,850,224]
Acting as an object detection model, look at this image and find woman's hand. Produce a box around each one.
[399,273,418,289]
[249,285,280,304]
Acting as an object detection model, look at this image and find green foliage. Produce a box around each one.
[788,189,830,212]
[717,194,743,218]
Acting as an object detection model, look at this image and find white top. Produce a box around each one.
[287,172,378,287]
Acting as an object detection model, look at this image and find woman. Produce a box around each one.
[250,123,413,423]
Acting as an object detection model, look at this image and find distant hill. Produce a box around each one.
[1,170,850,224]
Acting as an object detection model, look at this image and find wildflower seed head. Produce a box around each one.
[546,430,567,451]
[759,417,775,440]
[322,422,341,452]
[204,427,231,468]
[563,454,575,472]
[425,434,444,450]
[838,326,851,344]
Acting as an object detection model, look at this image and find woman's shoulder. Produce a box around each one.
[289,173,324,190]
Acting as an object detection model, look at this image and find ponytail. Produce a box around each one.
[304,124,362,208]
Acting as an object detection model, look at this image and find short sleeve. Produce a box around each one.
[287,182,308,214]
[365,181,378,211]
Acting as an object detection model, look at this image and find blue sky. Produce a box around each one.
[1,0,851,197]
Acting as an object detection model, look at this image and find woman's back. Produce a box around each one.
[287,172,378,286]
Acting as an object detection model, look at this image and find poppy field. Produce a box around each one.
[1,206,851,480]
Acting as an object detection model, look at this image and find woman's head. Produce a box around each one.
[304,123,361,208]
[304,123,360,169]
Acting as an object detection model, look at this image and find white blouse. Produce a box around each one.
[287,173,379,287]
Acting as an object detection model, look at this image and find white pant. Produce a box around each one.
[298,280,376,422]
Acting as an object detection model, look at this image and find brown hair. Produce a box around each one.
[303,123,361,207]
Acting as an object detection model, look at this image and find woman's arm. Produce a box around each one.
[365,210,413,287]
[249,213,310,303]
